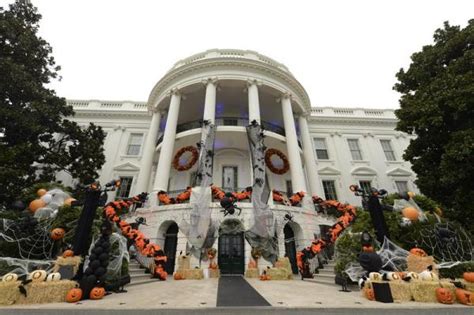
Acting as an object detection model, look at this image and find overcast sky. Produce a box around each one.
[5,0,474,109]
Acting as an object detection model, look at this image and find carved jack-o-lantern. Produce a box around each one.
[50,228,65,241]
[46,272,61,281]
[436,288,454,304]
[407,272,420,281]
[66,287,82,303]
[455,288,473,306]
[89,287,105,300]
[365,288,375,301]
[2,273,18,282]
[29,270,47,282]
[409,247,427,257]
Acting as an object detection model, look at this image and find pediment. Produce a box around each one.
[113,162,140,171]
[317,166,341,175]
[351,166,377,176]
[386,167,413,177]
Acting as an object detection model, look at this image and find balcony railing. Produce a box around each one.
[156,117,286,145]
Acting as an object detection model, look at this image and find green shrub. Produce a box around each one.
[439,261,474,279]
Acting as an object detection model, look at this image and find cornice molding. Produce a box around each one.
[147,58,311,112]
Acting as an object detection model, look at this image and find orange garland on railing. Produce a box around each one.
[176,186,192,203]
[157,190,175,205]
[295,197,357,278]
[103,195,168,280]
[211,185,252,201]
[289,191,305,206]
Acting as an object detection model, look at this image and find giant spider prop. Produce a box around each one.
[219,192,242,216]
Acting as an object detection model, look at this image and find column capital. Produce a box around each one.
[276,92,292,103]
[167,87,182,97]
[202,77,219,86]
[246,78,263,87]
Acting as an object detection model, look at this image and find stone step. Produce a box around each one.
[130,273,154,281]
[127,278,159,287]
[305,277,337,286]
[315,268,335,276]
[129,268,148,275]
[313,273,336,280]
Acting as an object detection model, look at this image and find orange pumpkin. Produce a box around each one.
[402,207,419,221]
[455,288,473,306]
[436,288,454,304]
[364,288,375,301]
[51,228,65,240]
[409,247,427,257]
[173,272,184,280]
[29,199,46,213]
[209,261,218,270]
[66,287,82,303]
[37,188,48,197]
[62,249,74,258]
[463,272,474,283]
[89,287,105,300]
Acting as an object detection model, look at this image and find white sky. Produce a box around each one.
[5,0,474,109]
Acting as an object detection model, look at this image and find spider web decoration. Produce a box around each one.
[0,257,54,277]
[376,237,409,271]
[413,222,473,263]
[0,216,57,260]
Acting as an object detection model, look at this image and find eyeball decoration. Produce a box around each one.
[29,270,47,282]
[2,273,18,282]
[46,272,61,282]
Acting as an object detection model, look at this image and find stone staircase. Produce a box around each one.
[306,259,337,286]
[127,259,159,287]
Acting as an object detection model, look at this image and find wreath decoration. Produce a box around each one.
[172,146,199,171]
[265,148,289,175]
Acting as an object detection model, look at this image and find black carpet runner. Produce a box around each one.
[216,276,271,307]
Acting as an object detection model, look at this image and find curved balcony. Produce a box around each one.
[156,117,286,146]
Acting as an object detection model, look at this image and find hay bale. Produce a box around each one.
[410,281,441,303]
[407,255,437,274]
[245,268,259,278]
[182,269,203,280]
[275,257,292,277]
[53,256,82,276]
[177,255,191,271]
[461,279,474,292]
[209,269,220,278]
[267,267,292,280]
[387,281,413,302]
[0,281,22,305]
[16,280,77,304]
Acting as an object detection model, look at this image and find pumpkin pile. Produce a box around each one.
[103,193,168,280]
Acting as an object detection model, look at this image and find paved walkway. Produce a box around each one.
[0,278,471,314]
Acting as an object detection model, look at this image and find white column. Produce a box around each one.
[280,94,307,193]
[203,78,217,123]
[135,110,161,194]
[298,114,321,196]
[152,89,181,194]
[247,79,261,124]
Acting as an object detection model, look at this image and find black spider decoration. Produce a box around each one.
[219,192,242,217]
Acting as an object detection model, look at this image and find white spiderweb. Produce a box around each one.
[410,222,473,263]
[0,217,56,260]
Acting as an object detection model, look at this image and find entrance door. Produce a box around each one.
[284,224,298,274]
[218,233,245,275]
[164,223,178,274]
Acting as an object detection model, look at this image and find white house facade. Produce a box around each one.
[59,49,418,275]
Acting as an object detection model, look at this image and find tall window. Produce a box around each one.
[348,139,363,160]
[116,176,133,198]
[222,166,238,190]
[359,180,372,194]
[380,139,396,161]
[313,138,329,160]
[126,133,143,155]
[322,180,338,200]
[395,181,409,194]
[285,180,293,197]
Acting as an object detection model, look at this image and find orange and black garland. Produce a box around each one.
[265,148,289,175]
[296,198,357,278]
[103,194,168,280]
[172,146,199,171]
[211,185,252,201]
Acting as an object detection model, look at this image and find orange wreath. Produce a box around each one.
[265,148,289,175]
[173,146,199,171]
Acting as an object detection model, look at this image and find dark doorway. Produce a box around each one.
[284,224,298,274]
[218,232,245,275]
[163,222,178,274]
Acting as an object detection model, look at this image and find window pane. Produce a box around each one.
[127,133,143,155]
[322,180,338,200]
[395,181,408,194]
[348,139,363,160]
[117,176,133,198]
[286,180,293,197]
[359,180,372,194]
[380,140,396,161]
[314,138,329,160]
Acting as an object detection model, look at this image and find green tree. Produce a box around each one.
[0,1,105,206]
[393,20,473,232]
